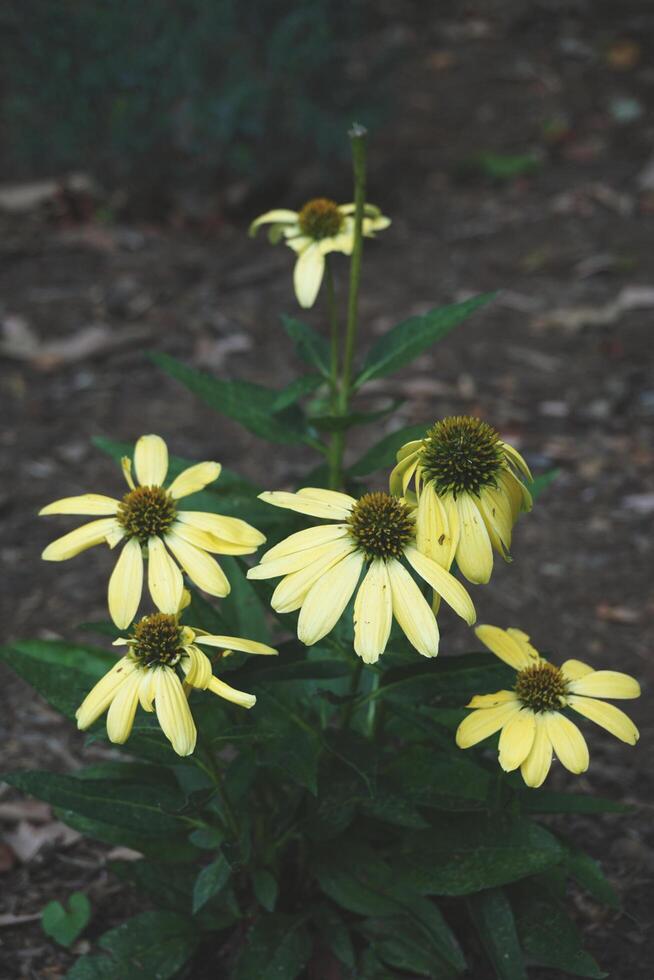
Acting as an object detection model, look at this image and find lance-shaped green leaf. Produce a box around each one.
[0,648,103,720]
[354,292,497,387]
[348,423,427,477]
[281,315,331,376]
[253,869,278,912]
[310,399,403,433]
[232,914,311,980]
[467,888,527,980]
[192,853,231,913]
[563,845,621,909]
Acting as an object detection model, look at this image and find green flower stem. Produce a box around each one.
[341,657,364,730]
[326,258,342,489]
[366,672,380,736]
[198,741,240,840]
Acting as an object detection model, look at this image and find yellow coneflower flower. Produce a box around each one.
[249,198,390,308]
[390,416,532,585]
[247,488,475,663]
[76,608,276,756]
[456,625,640,788]
[40,434,265,628]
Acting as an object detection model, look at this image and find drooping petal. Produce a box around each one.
[147,536,184,613]
[75,657,136,729]
[475,624,534,671]
[180,646,213,689]
[501,468,532,515]
[249,209,298,234]
[139,670,156,712]
[404,546,476,625]
[567,696,639,744]
[121,456,136,490]
[134,434,168,487]
[207,675,256,709]
[466,691,519,709]
[298,551,364,646]
[520,715,553,788]
[195,635,277,656]
[107,537,144,629]
[501,442,533,482]
[153,667,196,756]
[167,462,221,500]
[293,243,326,308]
[498,708,536,771]
[455,701,522,749]
[164,531,230,597]
[41,518,119,561]
[319,231,354,256]
[416,483,458,570]
[454,493,494,584]
[259,490,353,521]
[354,559,392,663]
[248,540,346,580]
[259,524,350,563]
[544,712,589,774]
[106,669,142,744]
[176,511,265,549]
[387,559,439,658]
[171,520,245,555]
[567,670,640,700]
[389,450,420,497]
[39,494,119,516]
[271,541,354,614]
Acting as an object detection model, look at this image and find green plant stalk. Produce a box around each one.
[341,658,364,730]
[326,259,342,489]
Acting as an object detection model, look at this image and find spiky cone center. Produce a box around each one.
[298,198,344,239]
[129,613,183,668]
[515,662,568,712]
[117,485,177,545]
[348,492,414,561]
[420,416,504,497]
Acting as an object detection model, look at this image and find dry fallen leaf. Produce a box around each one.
[595,603,642,625]
[4,820,81,863]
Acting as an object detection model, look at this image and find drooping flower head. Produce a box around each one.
[456,625,640,787]
[390,416,532,585]
[76,606,277,756]
[249,198,390,308]
[40,435,265,628]
[248,487,475,663]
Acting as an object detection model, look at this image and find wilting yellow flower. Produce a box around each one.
[248,488,475,663]
[249,198,390,308]
[40,434,265,628]
[456,624,640,788]
[76,609,276,756]
[390,416,532,585]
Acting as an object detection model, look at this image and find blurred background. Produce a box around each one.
[1,1,653,976]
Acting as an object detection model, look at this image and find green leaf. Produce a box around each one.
[253,869,278,912]
[7,638,114,675]
[272,374,324,411]
[384,747,493,812]
[374,653,515,706]
[281,316,330,376]
[192,853,231,913]
[528,469,558,500]
[467,888,527,980]
[310,903,355,969]
[399,814,564,895]
[42,892,91,948]
[361,917,461,979]
[511,881,607,978]
[521,788,627,815]
[99,911,199,979]
[232,914,311,980]
[0,647,104,720]
[189,827,224,850]
[152,352,310,445]
[4,772,185,836]
[310,399,403,433]
[354,293,497,387]
[348,424,427,477]
[564,846,621,910]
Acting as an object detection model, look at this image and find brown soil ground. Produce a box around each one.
[1,2,653,978]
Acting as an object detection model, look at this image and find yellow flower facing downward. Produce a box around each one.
[76,609,277,756]
[40,434,265,628]
[456,625,640,788]
[249,198,390,308]
[247,488,476,663]
[390,416,533,585]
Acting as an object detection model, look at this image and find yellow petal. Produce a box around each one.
[353,559,392,664]
[501,468,532,515]
[195,635,277,656]
[108,538,143,629]
[154,667,197,756]
[139,670,156,712]
[164,530,230,597]
[501,442,533,482]
[249,209,298,234]
[167,462,221,500]
[293,243,325,308]
[180,646,213,689]
[389,452,419,497]
[298,488,357,510]
[41,518,119,561]
[560,659,594,681]
[567,670,640,700]
[106,669,142,744]
[387,559,439,658]
[498,708,536,771]
[75,657,136,729]
[177,511,265,548]
[259,523,350,563]
[506,628,541,663]
[248,540,345,580]
[544,712,589,774]
[298,551,364,646]
[478,486,513,556]
[271,541,354,613]
[170,520,240,555]
[121,456,136,490]
[404,546,476,625]
[207,675,256,709]
[416,484,458,570]
[567,695,639,744]
[520,715,553,787]
[466,691,519,708]
[147,536,184,613]
[454,493,494,584]
[134,434,168,487]
[455,701,522,748]
[39,494,119,516]
[475,624,533,671]
[259,490,352,521]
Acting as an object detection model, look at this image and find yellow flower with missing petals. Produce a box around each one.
[247,488,475,663]
[40,434,265,628]
[76,609,277,756]
[456,624,640,788]
[249,198,390,308]
[390,416,532,585]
